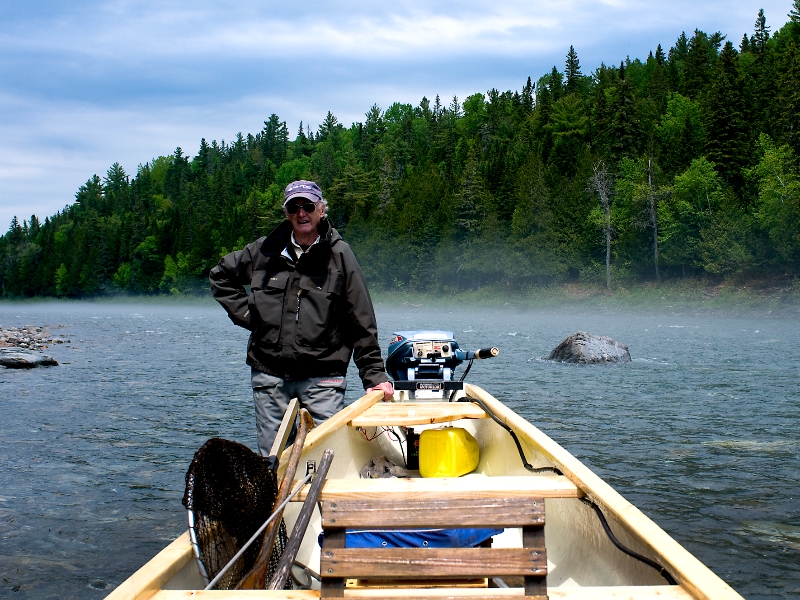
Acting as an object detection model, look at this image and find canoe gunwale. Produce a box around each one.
[462,384,742,600]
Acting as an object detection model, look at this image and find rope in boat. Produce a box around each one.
[580,497,677,585]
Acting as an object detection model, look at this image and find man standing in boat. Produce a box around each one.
[209,180,394,455]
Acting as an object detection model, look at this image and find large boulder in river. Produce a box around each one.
[0,348,58,368]
[546,332,630,364]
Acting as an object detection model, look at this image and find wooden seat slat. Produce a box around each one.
[349,403,487,427]
[321,547,546,579]
[319,494,548,599]
[292,475,581,502]
[322,497,544,529]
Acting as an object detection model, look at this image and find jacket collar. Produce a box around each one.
[260,217,341,259]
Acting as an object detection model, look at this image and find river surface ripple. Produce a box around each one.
[0,301,798,599]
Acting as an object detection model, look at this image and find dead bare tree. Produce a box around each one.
[588,161,613,289]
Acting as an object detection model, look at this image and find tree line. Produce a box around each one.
[2,4,800,297]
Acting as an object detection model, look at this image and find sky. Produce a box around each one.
[0,0,795,230]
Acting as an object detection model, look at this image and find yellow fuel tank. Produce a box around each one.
[419,427,480,478]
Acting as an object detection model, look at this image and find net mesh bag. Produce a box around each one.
[182,438,289,590]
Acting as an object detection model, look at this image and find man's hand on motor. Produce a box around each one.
[367,381,394,401]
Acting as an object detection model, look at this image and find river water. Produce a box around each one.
[0,300,797,599]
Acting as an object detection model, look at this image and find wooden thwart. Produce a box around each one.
[321,497,544,529]
[293,475,580,502]
[349,402,487,427]
[321,547,546,578]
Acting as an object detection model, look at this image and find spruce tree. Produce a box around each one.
[565,46,582,95]
[749,8,778,139]
[648,48,670,111]
[703,41,748,190]
[776,41,800,153]
[548,66,563,101]
[522,76,534,112]
[682,30,713,98]
[655,44,666,65]
[752,8,770,53]
[740,34,751,53]
[667,32,689,89]
[609,64,638,162]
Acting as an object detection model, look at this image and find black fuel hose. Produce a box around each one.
[580,497,677,585]
[457,391,676,585]
[459,394,563,475]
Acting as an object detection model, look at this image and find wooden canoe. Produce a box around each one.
[106,385,744,600]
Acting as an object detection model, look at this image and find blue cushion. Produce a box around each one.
[318,527,503,549]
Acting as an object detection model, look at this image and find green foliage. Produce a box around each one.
[113,262,133,291]
[655,93,705,175]
[54,263,69,296]
[752,134,800,267]
[160,252,195,294]
[3,10,800,297]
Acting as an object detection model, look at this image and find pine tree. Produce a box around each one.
[565,46,582,95]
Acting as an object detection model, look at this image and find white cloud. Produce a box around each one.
[0,0,795,229]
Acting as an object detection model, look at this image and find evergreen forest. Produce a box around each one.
[2,5,800,297]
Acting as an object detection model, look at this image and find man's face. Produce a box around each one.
[285,198,324,238]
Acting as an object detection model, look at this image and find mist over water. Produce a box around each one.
[0,300,798,599]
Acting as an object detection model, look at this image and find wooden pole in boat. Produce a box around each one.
[267,448,334,590]
[236,408,315,590]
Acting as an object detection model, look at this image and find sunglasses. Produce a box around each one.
[285,201,317,215]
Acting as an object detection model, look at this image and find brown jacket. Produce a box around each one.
[209,218,389,389]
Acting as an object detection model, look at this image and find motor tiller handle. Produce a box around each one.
[473,347,499,359]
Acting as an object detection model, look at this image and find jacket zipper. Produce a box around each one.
[295,290,302,322]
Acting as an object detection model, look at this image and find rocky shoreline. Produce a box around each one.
[0,325,70,351]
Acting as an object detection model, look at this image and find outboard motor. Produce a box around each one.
[387,330,498,399]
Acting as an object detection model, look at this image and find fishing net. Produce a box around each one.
[182,438,289,590]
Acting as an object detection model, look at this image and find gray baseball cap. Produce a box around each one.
[284,180,323,206]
